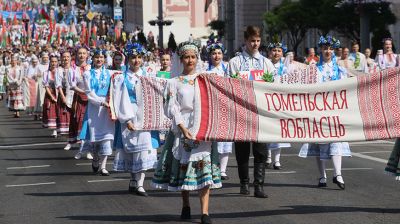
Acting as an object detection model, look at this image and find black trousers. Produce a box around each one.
[235,142,268,182]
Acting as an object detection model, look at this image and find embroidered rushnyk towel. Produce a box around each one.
[135,76,172,131]
[191,68,400,143]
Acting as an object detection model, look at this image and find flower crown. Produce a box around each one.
[124,42,146,57]
[178,41,200,56]
[318,35,340,49]
[267,42,287,53]
[206,41,226,54]
[91,48,107,56]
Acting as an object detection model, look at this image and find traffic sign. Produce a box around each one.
[86,11,95,21]
[114,7,123,20]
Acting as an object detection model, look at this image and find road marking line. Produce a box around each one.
[350,140,394,145]
[326,168,373,171]
[0,142,65,149]
[88,179,127,183]
[5,182,56,187]
[7,165,51,170]
[266,171,297,174]
[76,162,113,166]
[352,152,388,164]
[356,151,391,154]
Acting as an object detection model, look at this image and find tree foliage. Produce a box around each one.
[264,0,397,55]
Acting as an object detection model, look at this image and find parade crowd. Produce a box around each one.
[1,19,399,224]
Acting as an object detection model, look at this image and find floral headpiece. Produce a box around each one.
[92,48,107,56]
[267,42,287,53]
[177,41,200,57]
[124,42,146,57]
[318,35,340,49]
[206,41,226,54]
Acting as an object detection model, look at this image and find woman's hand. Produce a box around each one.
[178,124,194,140]
[127,121,135,131]
[101,101,110,108]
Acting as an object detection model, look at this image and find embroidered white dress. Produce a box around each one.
[152,73,222,191]
[299,61,351,159]
[83,67,115,156]
[375,53,398,70]
[112,69,158,173]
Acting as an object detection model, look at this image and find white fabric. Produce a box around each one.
[56,67,75,108]
[228,50,275,78]
[349,52,369,73]
[112,70,154,152]
[165,74,212,163]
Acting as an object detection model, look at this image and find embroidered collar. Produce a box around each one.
[242,50,262,60]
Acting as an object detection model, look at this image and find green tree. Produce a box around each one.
[167,32,178,52]
[264,0,309,54]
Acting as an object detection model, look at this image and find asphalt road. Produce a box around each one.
[0,103,399,224]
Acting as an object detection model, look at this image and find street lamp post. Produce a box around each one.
[149,0,173,48]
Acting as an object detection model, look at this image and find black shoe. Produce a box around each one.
[273,164,282,170]
[201,214,212,224]
[99,168,109,176]
[265,162,272,169]
[180,206,191,220]
[318,177,327,187]
[129,180,137,193]
[240,183,250,195]
[333,175,345,190]
[254,185,268,198]
[91,160,99,173]
[221,175,229,180]
[135,187,148,197]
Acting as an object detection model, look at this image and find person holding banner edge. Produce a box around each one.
[298,35,351,190]
[228,26,275,198]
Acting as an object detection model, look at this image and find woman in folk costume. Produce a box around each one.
[299,36,351,190]
[34,52,50,120]
[381,40,400,181]
[152,41,221,224]
[264,41,291,170]
[349,40,369,73]
[55,50,74,137]
[109,51,126,71]
[375,38,398,70]
[42,54,61,137]
[364,48,377,74]
[337,47,355,71]
[205,41,233,180]
[111,43,159,197]
[24,56,40,116]
[83,48,115,176]
[7,54,25,118]
[0,57,7,101]
[228,26,275,198]
[66,46,92,160]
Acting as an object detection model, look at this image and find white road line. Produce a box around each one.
[352,152,388,164]
[0,142,64,149]
[266,171,297,174]
[356,151,391,154]
[87,179,127,183]
[7,165,51,170]
[76,162,113,166]
[350,140,394,145]
[326,168,373,171]
[5,182,56,187]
